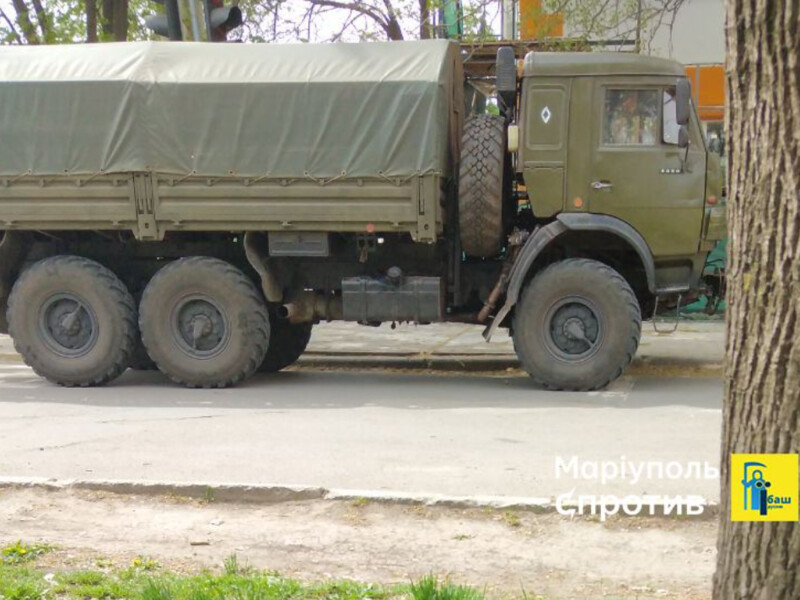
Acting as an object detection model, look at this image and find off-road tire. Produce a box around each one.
[259,314,313,373]
[139,257,269,388]
[512,259,641,391]
[7,255,136,387]
[458,114,508,257]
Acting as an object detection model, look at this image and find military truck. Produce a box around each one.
[0,40,725,391]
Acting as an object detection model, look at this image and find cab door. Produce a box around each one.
[587,79,706,263]
[521,78,571,217]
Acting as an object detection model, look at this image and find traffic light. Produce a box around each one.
[203,0,243,41]
[145,0,183,40]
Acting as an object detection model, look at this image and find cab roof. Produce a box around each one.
[523,52,686,78]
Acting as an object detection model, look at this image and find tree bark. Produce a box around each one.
[100,0,128,41]
[112,0,129,41]
[419,0,430,39]
[86,0,98,42]
[101,0,112,36]
[713,0,800,598]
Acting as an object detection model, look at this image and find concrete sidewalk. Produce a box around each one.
[0,320,725,373]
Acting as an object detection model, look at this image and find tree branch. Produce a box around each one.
[9,0,40,44]
[0,7,23,43]
[29,0,48,42]
[305,0,388,30]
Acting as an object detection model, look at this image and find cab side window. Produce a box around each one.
[603,89,659,146]
[662,88,680,144]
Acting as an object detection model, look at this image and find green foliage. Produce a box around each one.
[132,556,160,571]
[0,541,52,565]
[409,575,484,600]
[0,565,46,600]
[0,0,156,45]
[222,553,239,576]
[0,562,416,600]
[0,580,45,600]
[132,572,396,600]
[58,569,108,585]
[502,511,521,528]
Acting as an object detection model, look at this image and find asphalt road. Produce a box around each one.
[0,362,722,502]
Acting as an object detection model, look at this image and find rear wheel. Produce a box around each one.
[512,258,641,391]
[259,314,313,373]
[139,257,269,388]
[7,255,136,386]
[458,114,509,258]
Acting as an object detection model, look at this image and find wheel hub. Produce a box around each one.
[172,297,228,356]
[545,299,602,361]
[39,294,98,357]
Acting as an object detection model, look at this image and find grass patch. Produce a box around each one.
[410,575,484,600]
[501,511,521,528]
[0,547,526,600]
[0,564,46,600]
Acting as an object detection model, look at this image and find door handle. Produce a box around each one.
[591,180,613,191]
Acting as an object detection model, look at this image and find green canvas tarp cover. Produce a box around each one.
[0,40,462,178]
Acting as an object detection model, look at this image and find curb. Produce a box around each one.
[296,354,519,373]
[294,354,723,377]
[0,477,719,518]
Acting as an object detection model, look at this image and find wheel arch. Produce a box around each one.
[554,213,656,294]
[483,214,657,340]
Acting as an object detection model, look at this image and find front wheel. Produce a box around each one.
[512,258,641,391]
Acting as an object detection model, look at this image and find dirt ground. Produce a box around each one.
[0,487,717,600]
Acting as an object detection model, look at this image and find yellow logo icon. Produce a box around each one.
[730,454,798,522]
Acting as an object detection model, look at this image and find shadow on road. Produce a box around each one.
[1,367,722,411]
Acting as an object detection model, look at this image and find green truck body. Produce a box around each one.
[0,40,725,391]
[0,41,462,242]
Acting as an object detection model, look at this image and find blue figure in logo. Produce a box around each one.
[743,462,771,516]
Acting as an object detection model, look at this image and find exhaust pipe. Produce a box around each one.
[281,291,342,324]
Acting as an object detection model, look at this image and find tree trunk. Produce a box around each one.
[713,0,800,598]
[86,0,98,42]
[111,0,129,41]
[100,0,128,41]
[419,0,430,39]
[101,0,113,36]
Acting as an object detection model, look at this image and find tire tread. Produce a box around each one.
[7,255,136,387]
[139,256,269,389]
[459,115,507,257]
[513,258,641,391]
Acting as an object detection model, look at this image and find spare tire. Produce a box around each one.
[458,114,509,258]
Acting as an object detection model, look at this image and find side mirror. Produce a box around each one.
[678,125,690,148]
[676,79,691,126]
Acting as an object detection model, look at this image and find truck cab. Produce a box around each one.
[514,52,724,298]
